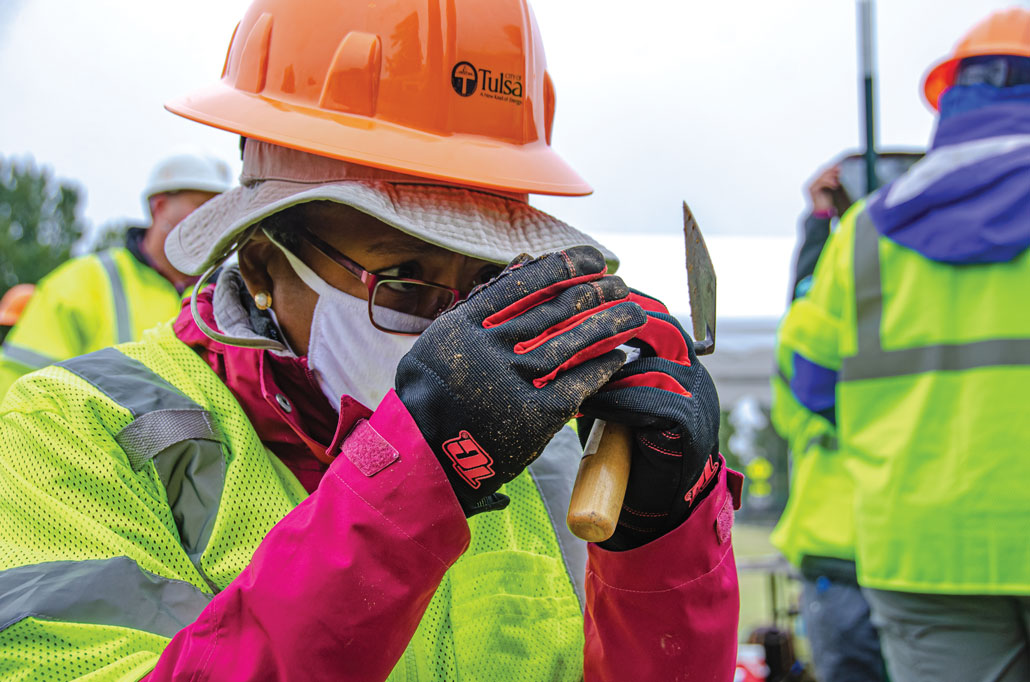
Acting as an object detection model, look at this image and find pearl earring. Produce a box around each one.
[254,291,272,310]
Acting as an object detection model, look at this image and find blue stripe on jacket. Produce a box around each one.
[790,353,838,425]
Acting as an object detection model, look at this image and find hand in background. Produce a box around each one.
[807,164,841,215]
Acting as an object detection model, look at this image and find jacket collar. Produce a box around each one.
[173,279,372,492]
[865,99,1030,265]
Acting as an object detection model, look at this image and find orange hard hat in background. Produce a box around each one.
[0,284,35,327]
[923,7,1030,110]
[166,0,590,196]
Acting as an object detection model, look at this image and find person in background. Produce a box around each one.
[0,151,232,394]
[777,9,1030,681]
[0,0,740,680]
[0,284,35,342]
[769,166,887,682]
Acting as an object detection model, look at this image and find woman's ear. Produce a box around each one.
[236,235,318,356]
[237,239,279,298]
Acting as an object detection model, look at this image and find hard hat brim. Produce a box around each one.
[922,8,1030,111]
[923,58,959,111]
[145,179,235,198]
[166,83,593,198]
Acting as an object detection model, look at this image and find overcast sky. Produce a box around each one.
[0,0,1022,318]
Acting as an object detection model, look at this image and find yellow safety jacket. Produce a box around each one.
[0,324,585,680]
[784,205,1030,594]
[0,246,181,395]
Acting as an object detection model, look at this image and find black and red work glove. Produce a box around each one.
[396,246,647,516]
[579,291,721,551]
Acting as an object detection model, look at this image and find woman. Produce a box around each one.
[0,1,740,680]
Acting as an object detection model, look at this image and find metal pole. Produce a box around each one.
[858,0,879,194]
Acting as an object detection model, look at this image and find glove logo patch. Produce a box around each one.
[442,430,495,489]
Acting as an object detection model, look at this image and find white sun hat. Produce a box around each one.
[165,140,618,277]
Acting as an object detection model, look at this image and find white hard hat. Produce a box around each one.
[142,150,234,215]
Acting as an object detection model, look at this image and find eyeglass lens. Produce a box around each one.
[371,280,458,333]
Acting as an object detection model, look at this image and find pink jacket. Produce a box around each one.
[148,291,741,681]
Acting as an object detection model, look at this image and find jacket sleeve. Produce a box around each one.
[771,307,838,457]
[768,307,843,566]
[148,390,470,680]
[583,459,742,682]
[0,382,470,681]
[767,209,866,569]
[0,258,104,395]
[780,203,860,373]
[0,376,171,681]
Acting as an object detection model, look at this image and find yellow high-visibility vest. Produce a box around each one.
[0,324,585,679]
[0,247,181,395]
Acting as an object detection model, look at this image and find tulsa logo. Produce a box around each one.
[451,61,478,97]
[451,61,523,101]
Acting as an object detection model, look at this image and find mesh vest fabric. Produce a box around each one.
[0,323,581,679]
[0,247,182,396]
[785,205,1030,594]
[389,471,584,681]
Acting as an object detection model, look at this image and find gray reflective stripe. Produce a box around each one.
[59,347,199,417]
[154,437,225,571]
[0,343,56,370]
[58,347,225,582]
[842,338,1030,381]
[117,408,220,472]
[851,210,883,354]
[841,211,1030,381]
[97,250,132,343]
[528,426,587,611]
[0,556,211,637]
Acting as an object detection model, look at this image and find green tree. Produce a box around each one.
[0,157,86,293]
[89,218,134,253]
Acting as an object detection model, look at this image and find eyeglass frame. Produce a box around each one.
[293,226,464,335]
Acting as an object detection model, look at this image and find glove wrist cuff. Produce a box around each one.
[461,492,511,517]
[682,453,722,511]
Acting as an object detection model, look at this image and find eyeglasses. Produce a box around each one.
[296,227,463,335]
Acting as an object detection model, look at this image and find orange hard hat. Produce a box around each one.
[923,8,1030,110]
[0,284,35,326]
[166,0,590,196]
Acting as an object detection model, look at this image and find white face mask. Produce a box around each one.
[268,232,420,411]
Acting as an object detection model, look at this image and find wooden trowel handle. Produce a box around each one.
[566,419,633,543]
